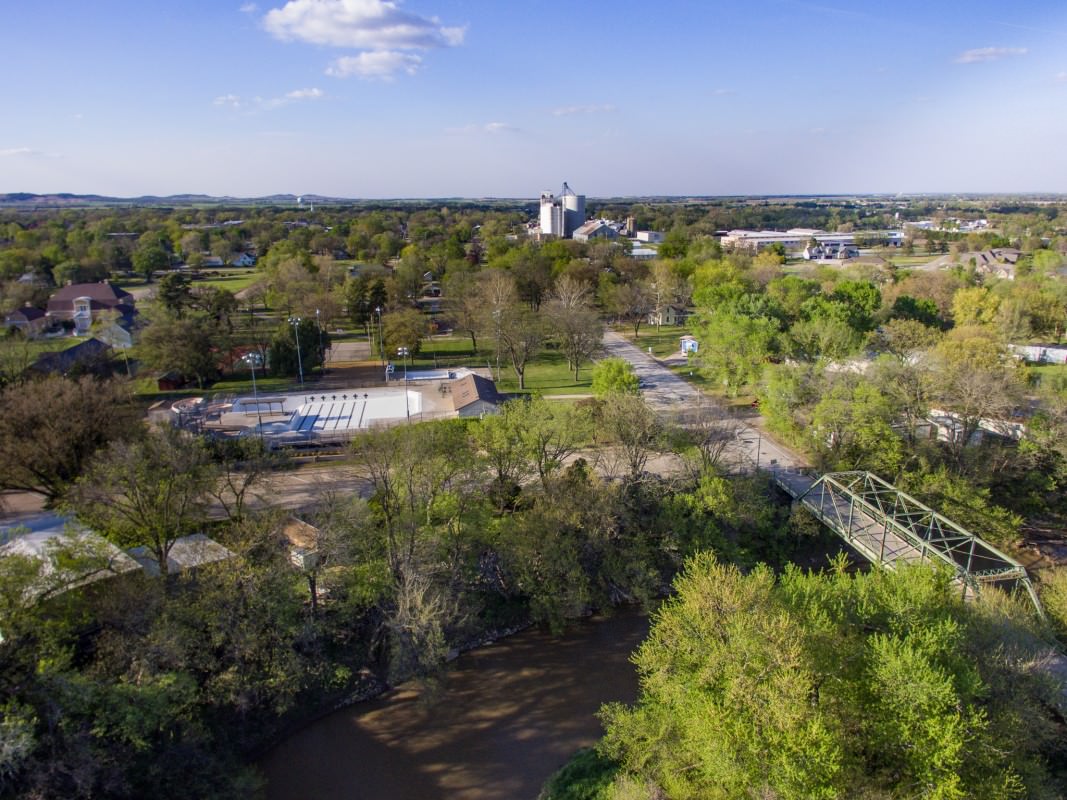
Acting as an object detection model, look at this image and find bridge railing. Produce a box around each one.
[791,471,1042,614]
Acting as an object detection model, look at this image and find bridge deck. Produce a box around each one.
[772,469,1039,609]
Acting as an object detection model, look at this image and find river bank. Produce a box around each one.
[260,609,650,800]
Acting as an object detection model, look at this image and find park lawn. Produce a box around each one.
[620,324,691,358]
[497,348,594,395]
[192,270,263,293]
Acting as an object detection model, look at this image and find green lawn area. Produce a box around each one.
[1030,364,1067,396]
[396,335,594,395]
[496,348,593,395]
[620,324,691,358]
[192,270,263,293]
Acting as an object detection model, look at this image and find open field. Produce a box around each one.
[192,269,263,292]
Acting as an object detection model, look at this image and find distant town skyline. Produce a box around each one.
[2,0,1066,198]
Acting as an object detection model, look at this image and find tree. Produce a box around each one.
[598,393,662,480]
[591,357,639,397]
[809,376,904,475]
[381,308,427,358]
[607,281,653,338]
[951,286,1000,327]
[0,376,139,504]
[268,316,325,378]
[694,311,778,396]
[600,553,1063,800]
[65,427,218,576]
[872,317,942,362]
[496,305,544,391]
[156,272,193,318]
[132,245,169,282]
[139,314,222,388]
[930,332,1024,461]
[205,436,285,523]
[442,271,484,353]
[545,300,603,381]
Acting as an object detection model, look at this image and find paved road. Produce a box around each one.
[601,331,806,474]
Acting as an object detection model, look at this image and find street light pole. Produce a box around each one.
[289,317,304,386]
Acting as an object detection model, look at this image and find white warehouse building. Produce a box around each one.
[721,228,904,253]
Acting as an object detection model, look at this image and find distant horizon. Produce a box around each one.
[4,189,1067,205]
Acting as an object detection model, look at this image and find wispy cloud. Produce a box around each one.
[214,88,324,110]
[326,51,420,79]
[551,104,615,116]
[214,93,243,109]
[710,88,735,96]
[446,121,519,135]
[240,2,258,13]
[1056,71,1067,83]
[954,46,1028,64]
[263,0,465,79]
[0,147,60,158]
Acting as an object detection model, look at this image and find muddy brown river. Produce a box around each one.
[261,611,650,800]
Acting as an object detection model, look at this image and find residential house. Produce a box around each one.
[46,281,135,335]
[4,305,48,337]
[230,252,257,267]
[30,337,112,376]
[648,304,688,326]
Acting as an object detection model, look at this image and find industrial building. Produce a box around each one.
[539,182,586,238]
[721,228,904,253]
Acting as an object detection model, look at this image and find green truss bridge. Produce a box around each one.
[773,469,1043,614]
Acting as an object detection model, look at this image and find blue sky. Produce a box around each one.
[1,0,1065,197]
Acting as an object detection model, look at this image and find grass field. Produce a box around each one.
[1030,364,1067,396]
[618,324,690,358]
[191,270,263,293]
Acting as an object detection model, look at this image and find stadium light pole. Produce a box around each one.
[315,308,324,373]
[289,317,304,387]
[397,346,410,420]
[243,351,265,438]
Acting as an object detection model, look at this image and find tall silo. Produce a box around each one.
[560,182,586,238]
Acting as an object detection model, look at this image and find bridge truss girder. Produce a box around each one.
[795,471,1043,615]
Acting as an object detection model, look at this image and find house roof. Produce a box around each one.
[5,307,46,323]
[282,517,320,551]
[128,533,234,576]
[30,337,111,374]
[0,515,141,600]
[574,220,610,237]
[49,281,132,305]
[451,373,502,412]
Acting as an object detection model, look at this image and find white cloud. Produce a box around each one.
[446,122,519,135]
[263,0,465,50]
[710,88,735,96]
[240,2,258,13]
[215,88,324,110]
[326,51,421,79]
[0,147,60,159]
[551,104,615,116]
[954,46,1028,64]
